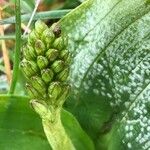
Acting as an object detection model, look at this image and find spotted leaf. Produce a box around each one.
[60,0,150,149]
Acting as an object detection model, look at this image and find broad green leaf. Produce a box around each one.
[0,95,94,149]
[0,95,50,150]
[60,0,150,149]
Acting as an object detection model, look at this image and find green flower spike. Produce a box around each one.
[20,20,75,150]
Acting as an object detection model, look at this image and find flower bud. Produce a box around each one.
[41,69,54,83]
[66,53,71,64]
[48,82,62,101]
[37,56,49,70]
[46,49,58,62]
[35,39,46,55]
[26,83,41,99]
[53,37,65,50]
[28,30,38,44]
[51,60,64,73]
[30,76,46,96]
[41,28,55,48]
[23,45,36,60]
[56,67,69,82]
[50,23,61,37]
[56,84,70,106]
[59,50,69,60]
[30,100,51,120]
[20,60,39,78]
[35,20,48,35]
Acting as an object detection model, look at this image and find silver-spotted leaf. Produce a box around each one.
[60,0,150,149]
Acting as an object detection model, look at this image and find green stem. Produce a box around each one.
[31,100,75,150]
[42,112,75,150]
[9,0,21,94]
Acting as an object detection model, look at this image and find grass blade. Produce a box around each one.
[0,9,72,25]
[9,0,21,94]
[0,35,16,40]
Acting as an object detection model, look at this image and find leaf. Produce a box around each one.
[0,95,50,150]
[62,110,95,150]
[20,0,35,13]
[0,10,72,25]
[0,95,94,149]
[60,0,150,149]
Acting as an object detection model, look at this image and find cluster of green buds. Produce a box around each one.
[20,20,71,107]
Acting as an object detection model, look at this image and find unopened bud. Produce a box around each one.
[35,39,46,55]
[66,53,71,64]
[31,76,46,96]
[46,49,58,62]
[37,56,49,70]
[51,60,64,73]
[48,82,62,102]
[56,84,70,106]
[30,100,50,119]
[53,37,65,50]
[35,20,48,35]
[28,30,38,44]
[20,60,39,78]
[23,45,36,60]
[51,23,61,37]
[26,83,41,99]
[41,28,55,48]
[41,69,54,83]
[60,50,69,60]
[56,67,69,81]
